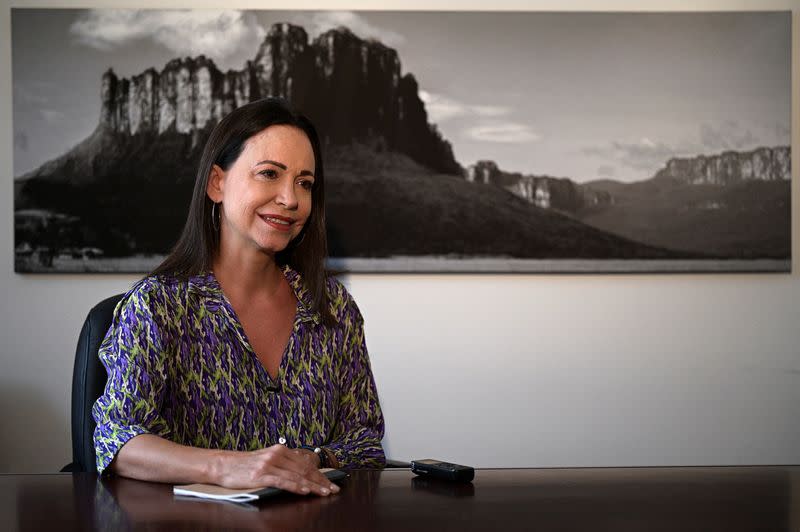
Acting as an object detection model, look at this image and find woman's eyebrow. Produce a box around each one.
[254,159,287,170]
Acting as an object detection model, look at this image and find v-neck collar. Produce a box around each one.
[187,264,320,390]
[187,264,322,326]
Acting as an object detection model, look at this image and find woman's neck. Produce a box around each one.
[212,247,286,304]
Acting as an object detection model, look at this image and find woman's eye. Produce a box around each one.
[299,179,314,190]
[259,169,278,179]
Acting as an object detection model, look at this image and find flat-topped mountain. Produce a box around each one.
[18,23,461,189]
[94,23,461,175]
[653,146,790,185]
[466,160,612,213]
[580,148,791,259]
[467,146,790,260]
[470,146,790,214]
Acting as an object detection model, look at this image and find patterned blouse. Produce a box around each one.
[92,265,385,474]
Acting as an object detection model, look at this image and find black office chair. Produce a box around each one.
[62,293,409,472]
[62,294,124,473]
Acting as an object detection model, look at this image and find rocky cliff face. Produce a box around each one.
[101,55,241,136]
[654,146,790,185]
[98,23,460,174]
[468,145,790,214]
[466,160,611,213]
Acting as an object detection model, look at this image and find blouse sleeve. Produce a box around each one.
[326,300,386,468]
[92,281,173,474]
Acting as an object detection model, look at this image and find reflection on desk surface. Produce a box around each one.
[4,467,800,532]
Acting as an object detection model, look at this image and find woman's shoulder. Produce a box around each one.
[324,274,363,325]
[102,275,190,358]
[117,273,189,317]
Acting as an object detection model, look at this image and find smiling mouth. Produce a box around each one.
[260,214,295,232]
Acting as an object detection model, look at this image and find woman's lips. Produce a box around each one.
[260,214,294,232]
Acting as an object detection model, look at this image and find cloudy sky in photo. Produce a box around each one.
[12,9,790,182]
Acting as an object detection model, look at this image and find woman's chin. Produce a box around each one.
[254,235,295,255]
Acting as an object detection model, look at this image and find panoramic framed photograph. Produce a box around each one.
[12,9,791,273]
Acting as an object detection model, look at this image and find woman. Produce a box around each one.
[92,98,385,497]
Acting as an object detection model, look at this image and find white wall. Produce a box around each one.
[1,0,798,473]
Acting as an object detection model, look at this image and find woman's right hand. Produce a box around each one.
[211,444,340,496]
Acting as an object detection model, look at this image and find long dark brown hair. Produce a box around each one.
[151,97,333,324]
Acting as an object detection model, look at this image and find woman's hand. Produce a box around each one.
[212,444,340,496]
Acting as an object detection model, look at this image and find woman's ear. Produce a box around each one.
[206,164,225,203]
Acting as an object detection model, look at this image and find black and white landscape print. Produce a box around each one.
[12,10,791,273]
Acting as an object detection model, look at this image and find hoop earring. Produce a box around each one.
[211,202,219,231]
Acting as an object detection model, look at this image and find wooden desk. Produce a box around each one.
[3,467,798,531]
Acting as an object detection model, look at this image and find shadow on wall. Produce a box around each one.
[0,383,70,473]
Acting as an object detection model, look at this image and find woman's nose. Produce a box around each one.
[275,178,298,209]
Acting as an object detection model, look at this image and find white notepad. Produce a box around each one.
[173,468,346,503]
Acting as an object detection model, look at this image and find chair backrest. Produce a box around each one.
[67,293,124,473]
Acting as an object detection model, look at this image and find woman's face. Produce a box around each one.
[208,125,316,257]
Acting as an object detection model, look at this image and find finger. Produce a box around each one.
[257,473,314,496]
[305,466,341,494]
[296,465,339,494]
[285,449,341,493]
[259,467,334,496]
[257,446,339,493]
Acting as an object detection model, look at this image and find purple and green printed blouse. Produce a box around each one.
[92,265,385,473]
